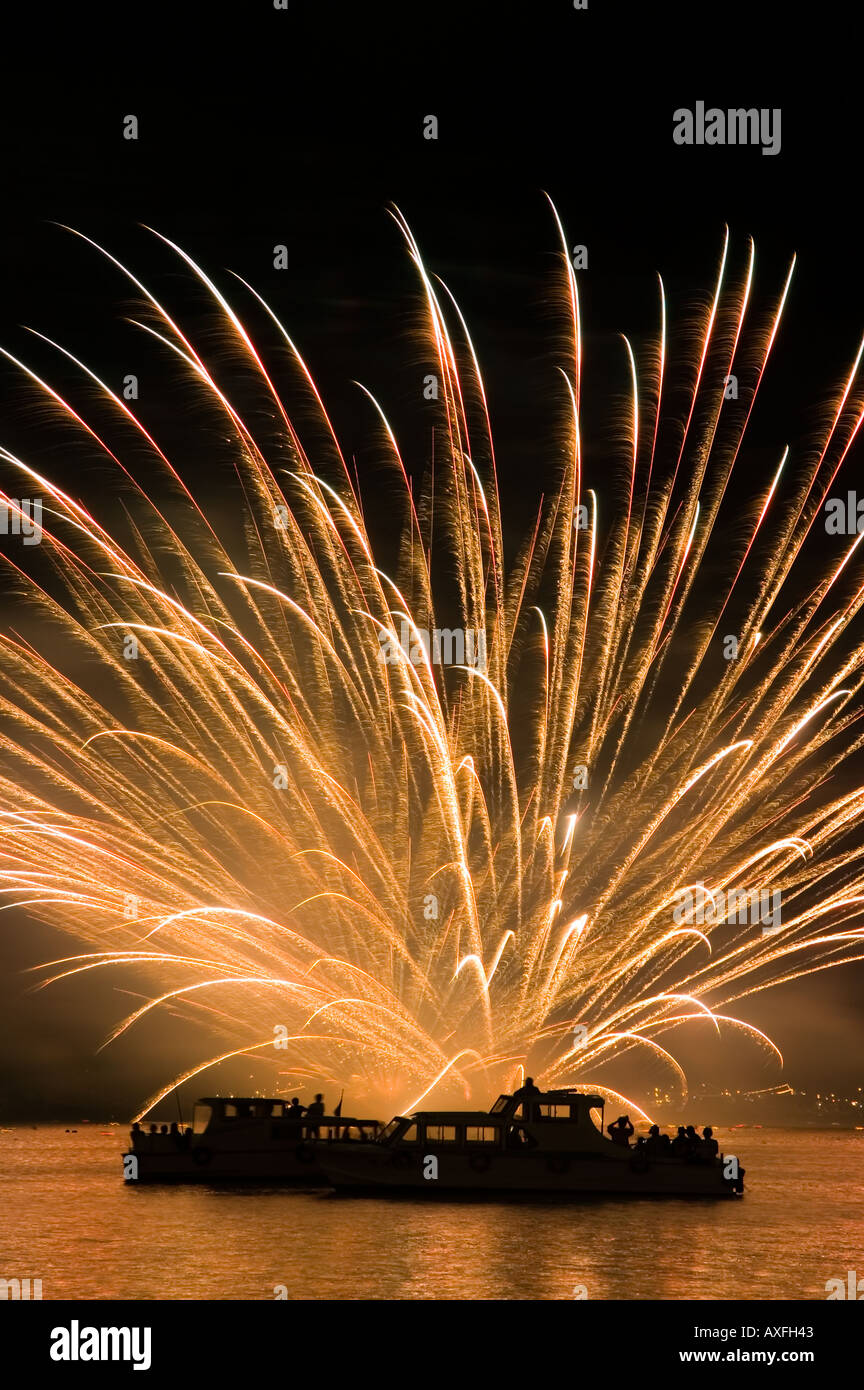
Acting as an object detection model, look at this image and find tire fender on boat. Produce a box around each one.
[546,1154,570,1175]
[191,1146,212,1166]
[295,1142,316,1164]
[629,1153,650,1174]
[469,1151,492,1174]
[391,1149,413,1170]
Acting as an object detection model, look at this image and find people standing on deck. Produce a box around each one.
[512,1076,542,1118]
[305,1094,325,1138]
[701,1125,719,1159]
[671,1125,689,1156]
[636,1121,719,1160]
[646,1124,665,1157]
[607,1115,634,1147]
[514,1076,540,1093]
[286,1097,306,1125]
[513,1077,541,1101]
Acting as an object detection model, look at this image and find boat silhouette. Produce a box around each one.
[317,1089,746,1196]
[122,1097,381,1183]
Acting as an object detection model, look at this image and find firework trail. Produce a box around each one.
[1,205,863,1118]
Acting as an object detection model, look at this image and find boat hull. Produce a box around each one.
[123,1147,329,1183]
[320,1146,744,1197]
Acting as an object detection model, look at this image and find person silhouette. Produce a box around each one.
[513,1076,542,1118]
[513,1076,541,1099]
[286,1097,306,1125]
[607,1115,634,1147]
[646,1123,664,1157]
[671,1125,689,1156]
[305,1093,325,1138]
[701,1125,719,1159]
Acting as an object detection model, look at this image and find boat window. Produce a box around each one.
[537,1104,573,1120]
[425,1125,459,1143]
[399,1124,418,1144]
[378,1119,402,1143]
[192,1104,213,1135]
[224,1103,238,1118]
[271,1102,284,1118]
[489,1096,510,1114]
[466,1126,497,1143]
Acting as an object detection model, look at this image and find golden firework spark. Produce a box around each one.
[1,205,863,1118]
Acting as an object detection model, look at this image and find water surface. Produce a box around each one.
[0,1126,861,1299]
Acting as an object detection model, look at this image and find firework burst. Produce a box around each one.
[1,204,863,1118]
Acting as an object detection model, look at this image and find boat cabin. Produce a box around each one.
[191,1097,380,1142]
[130,1097,380,1151]
[374,1089,609,1154]
[193,1097,287,1130]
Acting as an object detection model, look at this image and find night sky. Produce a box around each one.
[1,2,862,1117]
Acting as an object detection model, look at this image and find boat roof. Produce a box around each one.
[197,1096,289,1105]
[193,1089,606,1117]
[407,1090,606,1122]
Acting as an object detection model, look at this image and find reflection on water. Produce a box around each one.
[0,1127,861,1299]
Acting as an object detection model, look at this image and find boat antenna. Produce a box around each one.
[174,1088,184,1130]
